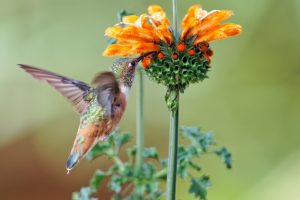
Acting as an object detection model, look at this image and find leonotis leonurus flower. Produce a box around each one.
[103,5,242,92]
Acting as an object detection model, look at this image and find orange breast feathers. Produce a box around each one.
[98,92,127,140]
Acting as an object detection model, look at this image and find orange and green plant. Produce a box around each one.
[74,1,241,200]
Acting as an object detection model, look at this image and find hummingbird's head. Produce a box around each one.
[111,56,142,88]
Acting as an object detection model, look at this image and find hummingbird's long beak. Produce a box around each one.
[135,52,156,63]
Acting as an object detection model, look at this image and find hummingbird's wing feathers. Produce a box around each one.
[92,72,121,118]
[19,64,93,114]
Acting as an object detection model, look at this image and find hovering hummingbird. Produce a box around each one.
[19,57,143,173]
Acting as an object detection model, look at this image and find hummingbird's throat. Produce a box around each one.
[120,85,130,100]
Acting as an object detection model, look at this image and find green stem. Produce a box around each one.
[166,91,179,200]
[172,0,178,39]
[166,1,179,199]
[154,167,168,180]
[113,156,125,172]
[135,68,144,171]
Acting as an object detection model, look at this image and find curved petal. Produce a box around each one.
[105,26,159,43]
[180,5,207,40]
[131,42,160,54]
[194,23,242,43]
[197,10,233,34]
[103,42,160,57]
[181,9,234,41]
[103,44,132,56]
[148,5,173,44]
[122,15,139,23]
[148,5,170,26]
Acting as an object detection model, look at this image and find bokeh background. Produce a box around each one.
[1,0,300,199]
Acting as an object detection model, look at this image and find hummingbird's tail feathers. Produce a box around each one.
[66,124,99,172]
[19,64,92,114]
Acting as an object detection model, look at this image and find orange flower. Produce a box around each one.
[103,4,241,57]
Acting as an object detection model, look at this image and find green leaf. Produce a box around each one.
[143,147,159,160]
[215,147,232,169]
[189,176,211,200]
[113,132,131,150]
[145,181,159,194]
[177,146,189,179]
[187,145,200,157]
[127,146,136,159]
[107,37,117,45]
[86,142,112,160]
[107,163,119,174]
[120,163,134,178]
[181,126,201,143]
[143,162,156,179]
[181,127,216,151]
[90,169,108,190]
[72,187,97,200]
[109,175,125,193]
[198,132,215,151]
[117,9,133,22]
[188,160,201,171]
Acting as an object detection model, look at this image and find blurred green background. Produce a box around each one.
[1,0,300,199]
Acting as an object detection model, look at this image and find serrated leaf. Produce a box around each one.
[107,37,117,45]
[90,169,108,190]
[86,142,112,160]
[113,132,131,150]
[189,176,211,200]
[127,146,137,162]
[177,146,189,178]
[143,162,156,178]
[109,175,125,193]
[72,187,97,200]
[107,163,119,174]
[188,160,201,171]
[145,181,159,194]
[198,132,215,151]
[181,126,201,143]
[120,163,134,178]
[215,147,232,169]
[143,148,159,160]
[160,159,168,168]
[187,145,200,157]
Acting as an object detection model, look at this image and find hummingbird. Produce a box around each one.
[19,56,143,173]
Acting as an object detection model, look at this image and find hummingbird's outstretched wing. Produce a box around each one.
[19,64,92,114]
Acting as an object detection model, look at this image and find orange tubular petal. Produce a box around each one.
[148,5,173,44]
[194,23,242,43]
[197,10,233,34]
[103,44,133,56]
[180,5,203,40]
[105,26,159,43]
[182,9,234,40]
[131,43,160,54]
[122,15,139,23]
[148,5,170,26]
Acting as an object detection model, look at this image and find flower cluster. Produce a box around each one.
[103,5,241,91]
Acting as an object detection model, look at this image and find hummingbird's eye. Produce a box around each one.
[129,61,135,67]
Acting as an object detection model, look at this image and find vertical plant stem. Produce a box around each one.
[166,1,179,200]
[135,68,144,171]
[166,92,179,200]
[172,0,178,39]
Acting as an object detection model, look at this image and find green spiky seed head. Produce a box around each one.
[143,41,212,92]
